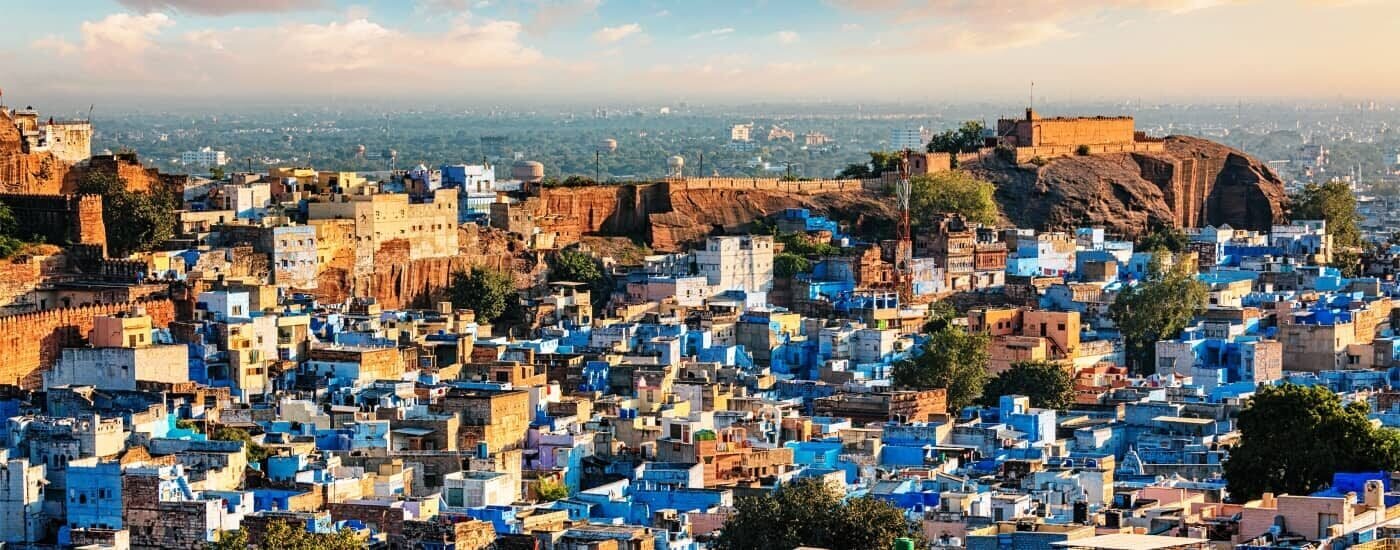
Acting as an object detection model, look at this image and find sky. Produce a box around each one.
[0,0,1396,107]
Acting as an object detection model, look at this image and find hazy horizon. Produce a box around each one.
[1,0,1398,109]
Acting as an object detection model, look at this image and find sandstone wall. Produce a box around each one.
[0,253,68,314]
[0,193,107,252]
[0,297,176,388]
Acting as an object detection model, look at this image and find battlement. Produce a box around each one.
[995,109,1147,150]
[664,177,871,194]
[0,296,176,388]
[0,192,107,253]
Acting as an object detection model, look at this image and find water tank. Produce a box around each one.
[666,155,685,177]
[893,538,916,550]
[511,160,545,183]
[353,144,365,156]
[597,138,618,153]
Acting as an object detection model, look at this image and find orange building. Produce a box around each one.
[968,308,1081,374]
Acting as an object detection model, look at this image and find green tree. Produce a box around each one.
[837,151,904,179]
[980,360,1075,410]
[1331,248,1362,278]
[927,120,986,155]
[1292,179,1362,248]
[892,325,990,411]
[210,425,269,464]
[714,478,922,550]
[777,232,840,257]
[76,171,177,257]
[910,170,999,227]
[1225,384,1400,502]
[1109,253,1208,375]
[207,520,363,550]
[1137,225,1189,254]
[534,478,570,502]
[210,166,226,180]
[0,202,25,259]
[449,267,519,324]
[774,252,811,278]
[550,248,603,284]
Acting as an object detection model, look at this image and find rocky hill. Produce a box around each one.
[965,135,1288,237]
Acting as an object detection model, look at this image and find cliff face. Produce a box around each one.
[967,135,1287,237]
[539,182,898,252]
[309,225,540,309]
[0,110,72,194]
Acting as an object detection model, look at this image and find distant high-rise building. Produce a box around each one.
[890,126,930,151]
[730,123,753,142]
[181,146,227,167]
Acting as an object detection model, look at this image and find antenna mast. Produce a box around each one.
[895,150,913,303]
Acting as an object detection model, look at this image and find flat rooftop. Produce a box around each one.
[1051,534,1207,550]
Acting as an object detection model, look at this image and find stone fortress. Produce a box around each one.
[994,108,1165,163]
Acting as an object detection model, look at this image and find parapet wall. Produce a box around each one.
[0,297,176,389]
[1010,141,1166,163]
[0,193,107,253]
[664,177,873,194]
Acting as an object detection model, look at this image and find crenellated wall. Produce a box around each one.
[0,297,176,388]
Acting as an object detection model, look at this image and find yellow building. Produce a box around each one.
[307,188,460,271]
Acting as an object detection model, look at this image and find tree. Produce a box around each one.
[910,170,999,227]
[1331,248,1362,278]
[534,478,569,502]
[207,520,363,550]
[0,202,25,259]
[774,252,811,278]
[713,478,922,550]
[892,325,990,411]
[777,232,840,257]
[980,360,1075,410]
[550,248,603,285]
[1109,253,1208,375]
[837,151,904,179]
[1137,225,1189,254]
[210,166,226,180]
[210,425,270,464]
[927,120,986,156]
[76,170,178,257]
[449,267,519,324]
[1292,179,1362,248]
[1225,384,1400,502]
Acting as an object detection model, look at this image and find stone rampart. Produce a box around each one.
[0,297,175,388]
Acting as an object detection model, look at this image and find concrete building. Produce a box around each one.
[890,126,930,151]
[0,449,46,546]
[695,235,774,297]
[306,188,460,271]
[181,147,228,168]
[443,470,514,508]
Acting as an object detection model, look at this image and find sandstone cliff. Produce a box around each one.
[966,135,1287,237]
[0,109,72,194]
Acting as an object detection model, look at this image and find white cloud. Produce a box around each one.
[527,0,601,34]
[32,12,174,73]
[840,23,864,31]
[772,30,801,44]
[688,27,735,39]
[592,23,642,44]
[117,0,324,15]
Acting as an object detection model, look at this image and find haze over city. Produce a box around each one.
[2,0,1399,106]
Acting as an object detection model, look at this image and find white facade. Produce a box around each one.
[890,126,930,151]
[224,182,272,220]
[443,470,514,508]
[0,450,45,546]
[695,235,774,295]
[45,345,190,391]
[730,123,753,142]
[182,146,228,167]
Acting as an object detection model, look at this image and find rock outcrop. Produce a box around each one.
[0,109,72,194]
[966,135,1287,237]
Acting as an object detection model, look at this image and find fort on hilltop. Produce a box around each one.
[993,108,1165,163]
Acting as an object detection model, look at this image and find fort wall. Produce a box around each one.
[0,297,176,389]
[0,193,107,253]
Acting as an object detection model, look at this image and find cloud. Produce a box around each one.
[592,23,642,44]
[116,0,325,15]
[688,27,735,39]
[841,23,864,31]
[25,12,545,97]
[772,30,801,44]
[830,0,1241,52]
[527,0,601,34]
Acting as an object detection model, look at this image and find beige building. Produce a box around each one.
[307,188,459,274]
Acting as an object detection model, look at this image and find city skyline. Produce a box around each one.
[1,0,1397,107]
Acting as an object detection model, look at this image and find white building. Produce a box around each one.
[223,181,273,220]
[890,126,930,151]
[182,146,228,167]
[730,123,753,142]
[443,470,514,508]
[0,449,45,546]
[695,235,774,296]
